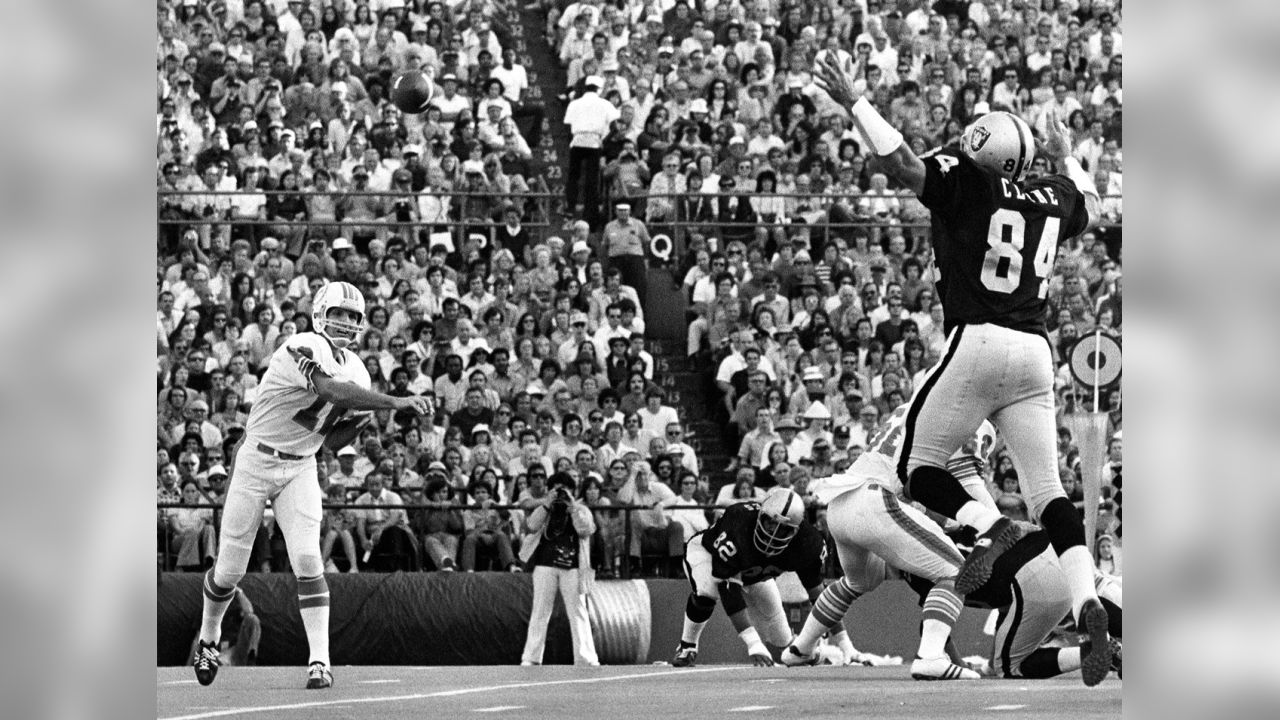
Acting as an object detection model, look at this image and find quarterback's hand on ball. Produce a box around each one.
[395,395,432,415]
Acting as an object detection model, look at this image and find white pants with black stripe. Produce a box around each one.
[991,545,1073,678]
[216,444,324,580]
[825,483,963,592]
[900,323,1066,519]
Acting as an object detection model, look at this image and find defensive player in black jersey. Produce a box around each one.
[814,56,1112,686]
[672,488,836,667]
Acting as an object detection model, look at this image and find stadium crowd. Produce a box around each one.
[156,0,1122,580]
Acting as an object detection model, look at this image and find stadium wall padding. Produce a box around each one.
[159,574,992,666]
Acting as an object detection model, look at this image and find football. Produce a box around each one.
[390,71,435,114]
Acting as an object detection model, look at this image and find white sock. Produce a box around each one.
[199,570,235,645]
[681,616,706,647]
[956,501,1000,534]
[1058,546,1101,618]
[300,605,330,666]
[297,574,331,666]
[918,618,951,659]
[791,615,829,655]
[738,626,768,656]
[833,630,857,658]
[1056,647,1082,673]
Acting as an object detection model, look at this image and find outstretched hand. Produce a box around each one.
[812,54,859,110]
[1040,108,1073,162]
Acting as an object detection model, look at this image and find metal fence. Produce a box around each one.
[156,501,811,580]
[158,188,1122,257]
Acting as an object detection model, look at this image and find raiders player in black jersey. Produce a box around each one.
[814,55,1112,686]
[671,488,845,667]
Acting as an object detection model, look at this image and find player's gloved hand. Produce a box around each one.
[395,395,433,415]
[749,652,775,667]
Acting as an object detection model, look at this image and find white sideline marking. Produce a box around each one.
[159,667,738,720]
[474,706,526,713]
[728,706,774,712]
[358,679,401,684]
[986,705,1028,711]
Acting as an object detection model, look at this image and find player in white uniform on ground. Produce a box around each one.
[814,56,1111,686]
[782,408,996,680]
[193,282,431,689]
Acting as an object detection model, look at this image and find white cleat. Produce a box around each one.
[781,645,820,667]
[910,655,981,681]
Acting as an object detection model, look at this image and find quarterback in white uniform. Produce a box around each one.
[782,408,997,680]
[193,282,430,689]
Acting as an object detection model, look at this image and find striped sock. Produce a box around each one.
[919,580,963,658]
[200,569,237,645]
[297,574,331,666]
[794,578,862,655]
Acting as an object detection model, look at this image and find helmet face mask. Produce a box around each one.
[753,488,804,556]
[313,282,366,348]
[961,111,1036,181]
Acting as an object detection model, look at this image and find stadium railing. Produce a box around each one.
[157,189,1123,252]
[157,501,820,579]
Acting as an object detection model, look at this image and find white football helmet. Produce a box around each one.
[312,281,366,348]
[960,111,1036,181]
[754,488,805,556]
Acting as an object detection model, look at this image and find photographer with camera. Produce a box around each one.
[519,472,600,667]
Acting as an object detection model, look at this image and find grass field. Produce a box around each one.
[157,664,1122,719]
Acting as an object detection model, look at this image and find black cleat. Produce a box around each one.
[672,644,698,667]
[193,640,221,686]
[956,517,1019,594]
[305,661,333,689]
[1079,599,1114,687]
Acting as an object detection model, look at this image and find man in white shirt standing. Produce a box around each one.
[492,47,543,147]
[563,76,619,222]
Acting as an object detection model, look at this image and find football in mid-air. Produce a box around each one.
[390,71,435,114]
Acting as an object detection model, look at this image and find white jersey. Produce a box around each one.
[244,332,371,457]
[811,406,996,504]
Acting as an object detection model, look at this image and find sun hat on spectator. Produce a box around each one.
[584,75,604,89]
[802,367,824,383]
[403,144,423,158]
[471,424,491,439]
[207,465,228,479]
[571,240,590,256]
[775,416,801,432]
[803,401,832,421]
[441,73,458,83]
[330,81,348,95]
[426,461,448,476]
[336,445,358,457]
[332,237,355,251]
[208,41,226,55]
[527,383,547,397]
[657,45,674,57]
[646,14,663,25]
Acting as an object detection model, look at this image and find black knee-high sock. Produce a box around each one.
[906,466,972,518]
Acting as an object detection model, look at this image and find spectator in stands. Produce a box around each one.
[355,472,419,572]
[615,462,681,577]
[460,481,520,572]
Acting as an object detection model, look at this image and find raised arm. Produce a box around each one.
[814,55,925,196]
[1040,108,1103,229]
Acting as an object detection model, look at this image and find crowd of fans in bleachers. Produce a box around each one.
[157,0,1123,580]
